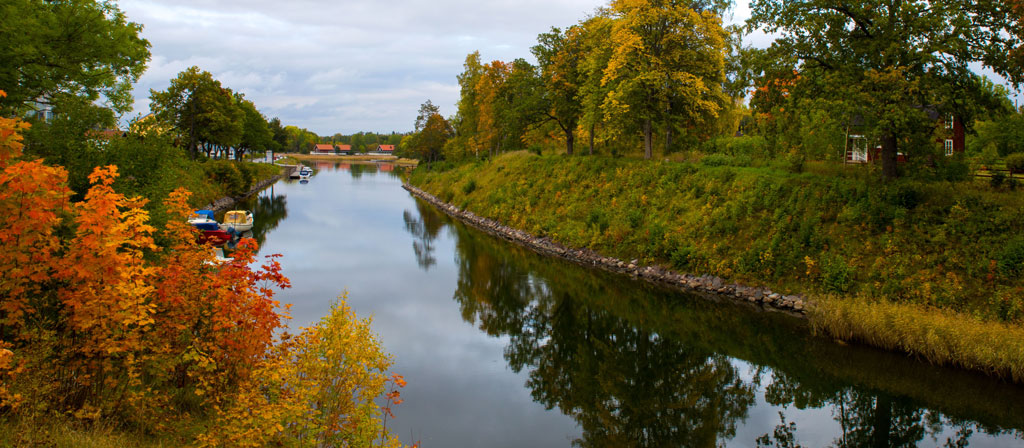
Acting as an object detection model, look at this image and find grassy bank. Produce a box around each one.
[409,151,1024,381]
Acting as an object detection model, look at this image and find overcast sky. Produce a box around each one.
[119,0,1016,136]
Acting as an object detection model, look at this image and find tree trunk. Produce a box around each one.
[880,131,899,180]
[643,119,653,160]
[871,395,893,447]
[565,129,574,156]
[588,125,594,156]
[665,127,673,155]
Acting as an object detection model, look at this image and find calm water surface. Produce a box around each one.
[233,162,1024,447]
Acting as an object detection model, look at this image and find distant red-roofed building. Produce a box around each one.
[313,143,335,154]
[336,144,352,155]
[373,144,395,155]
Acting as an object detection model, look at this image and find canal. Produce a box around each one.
[232,161,1024,447]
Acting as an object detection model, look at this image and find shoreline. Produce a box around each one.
[402,183,810,316]
[202,165,295,212]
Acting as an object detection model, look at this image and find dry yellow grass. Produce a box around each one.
[810,295,1024,382]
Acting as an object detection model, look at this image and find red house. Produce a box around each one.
[844,112,965,164]
[336,144,352,155]
[313,143,335,154]
[373,144,395,155]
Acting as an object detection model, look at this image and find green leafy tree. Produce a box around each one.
[413,113,453,166]
[149,67,242,159]
[0,0,150,116]
[235,95,272,161]
[414,100,441,132]
[748,0,1024,179]
[533,26,587,155]
[268,117,287,152]
[577,13,616,155]
[602,0,730,159]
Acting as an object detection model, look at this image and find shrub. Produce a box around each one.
[821,255,854,293]
[701,153,752,167]
[998,239,1024,278]
[670,245,696,270]
[991,171,1006,189]
[205,160,246,197]
[1006,153,1024,174]
[586,209,609,233]
[462,179,477,195]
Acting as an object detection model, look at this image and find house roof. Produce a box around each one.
[337,144,352,150]
[378,145,395,151]
[314,144,334,151]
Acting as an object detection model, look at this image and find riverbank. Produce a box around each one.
[408,151,1024,382]
[201,163,291,212]
[404,184,809,314]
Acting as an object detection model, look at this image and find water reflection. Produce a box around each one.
[220,186,288,254]
[403,199,444,270]
[403,198,1024,446]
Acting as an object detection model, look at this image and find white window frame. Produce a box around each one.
[944,139,954,156]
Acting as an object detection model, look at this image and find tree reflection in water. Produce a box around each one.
[222,186,288,256]
[401,198,1024,447]
[403,199,445,270]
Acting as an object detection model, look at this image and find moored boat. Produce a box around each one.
[199,229,232,246]
[220,210,254,233]
[188,210,219,231]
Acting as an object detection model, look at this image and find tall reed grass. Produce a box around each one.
[810,296,1024,382]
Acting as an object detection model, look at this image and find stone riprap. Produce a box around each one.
[403,183,810,316]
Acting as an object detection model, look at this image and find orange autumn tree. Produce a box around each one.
[0,90,69,342]
[0,97,410,445]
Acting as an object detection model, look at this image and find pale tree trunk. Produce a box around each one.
[665,127,673,155]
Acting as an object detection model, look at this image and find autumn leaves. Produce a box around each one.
[0,94,408,446]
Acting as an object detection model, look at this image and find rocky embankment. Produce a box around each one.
[203,165,295,212]
[403,183,810,316]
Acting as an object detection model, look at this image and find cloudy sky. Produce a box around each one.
[119,0,1015,136]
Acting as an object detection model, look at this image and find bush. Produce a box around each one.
[205,160,247,197]
[462,179,477,195]
[998,239,1024,278]
[821,255,854,293]
[991,171,1007,189]
[670,245,696,270]
[1006,153,1024,174]
[701,154,752,167]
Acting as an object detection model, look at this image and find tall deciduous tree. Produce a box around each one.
[415,113,453,166]
[149,67,241,159]
[749,0,1024,179]
[602,0,729,159]
[0,0,150,116]
[533,26,587,155]
[578,13,616,155]
[414,100,440,132]
[475,60,511,156]
[235,95,272,161]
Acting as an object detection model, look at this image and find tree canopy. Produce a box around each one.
[0,0,150,116]
[748,0,1024,178]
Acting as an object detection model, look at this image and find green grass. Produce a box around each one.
[410,151,1024,380]
[0,414,196,448]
